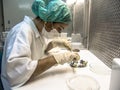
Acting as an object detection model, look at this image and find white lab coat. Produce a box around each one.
[1,16,48,90]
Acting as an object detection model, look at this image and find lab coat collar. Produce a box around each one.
[24,16,40,38]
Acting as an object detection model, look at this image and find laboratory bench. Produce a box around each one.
[13,50,111,90]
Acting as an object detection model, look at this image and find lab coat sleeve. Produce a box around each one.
[5,27,38,87]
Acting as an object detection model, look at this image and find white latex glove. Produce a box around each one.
[52,50,80,64]
[52,38,72,50]
[45,38,72,54]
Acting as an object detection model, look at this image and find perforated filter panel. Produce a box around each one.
[89,0,120,68]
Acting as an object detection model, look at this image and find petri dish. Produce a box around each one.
[66,75,100,90]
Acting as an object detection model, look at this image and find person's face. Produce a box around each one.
[53,22,68,33]
[45,22,68,33]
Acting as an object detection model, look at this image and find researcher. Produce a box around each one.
[1,0,80,90]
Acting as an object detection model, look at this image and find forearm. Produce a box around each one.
[29,55,57,80]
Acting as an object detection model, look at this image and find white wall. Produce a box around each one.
[3,0,35,31]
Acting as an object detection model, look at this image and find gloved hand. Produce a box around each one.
[45,38,72,54]
[52,38,72,50]
[52,50,80,64]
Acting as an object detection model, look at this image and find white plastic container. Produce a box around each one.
[71,33,82,42]
[60,32,67,38]
[71,42,82,50]
[109,58,120,90]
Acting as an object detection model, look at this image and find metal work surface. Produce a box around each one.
[13,50,111,90]
[89,0,120,68]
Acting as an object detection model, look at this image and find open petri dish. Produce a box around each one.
[66,75,100,90]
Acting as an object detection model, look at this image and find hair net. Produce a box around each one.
[32,0,71,24]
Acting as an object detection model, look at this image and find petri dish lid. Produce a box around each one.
[66,75,100,90]
[89,63,111,75]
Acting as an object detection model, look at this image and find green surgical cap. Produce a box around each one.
[32,0,71,24]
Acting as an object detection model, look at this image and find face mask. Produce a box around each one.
[41,26,48,38]
[41,26,60,39]
[50,28,60,38]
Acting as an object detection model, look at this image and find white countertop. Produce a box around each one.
[13,50,112,90]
